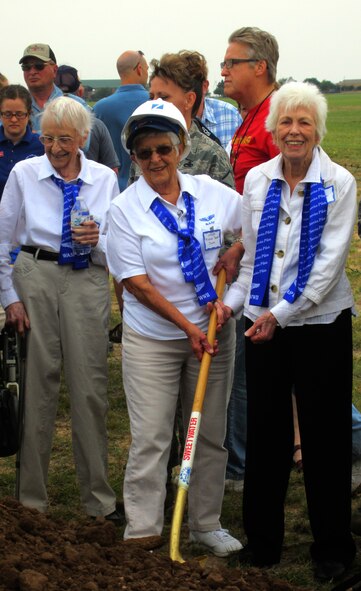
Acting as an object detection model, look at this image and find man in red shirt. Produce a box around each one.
[222,27,280,193]
[217,28,280,518]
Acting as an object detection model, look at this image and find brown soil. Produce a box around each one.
[0,497,309,591]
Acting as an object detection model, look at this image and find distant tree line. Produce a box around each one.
[281,78,341,93]
[87,77,360,104]
[213,77,361,96]
[85,87,114,101]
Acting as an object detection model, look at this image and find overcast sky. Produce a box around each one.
[2,0,360,92]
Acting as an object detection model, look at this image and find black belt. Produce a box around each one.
[21,246,59,261]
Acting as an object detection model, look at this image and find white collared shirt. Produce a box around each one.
[106,172,242,339]
[224,147,356,327]
[0,151,119,308]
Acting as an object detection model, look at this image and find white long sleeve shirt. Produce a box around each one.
[0,151,119,308]
[224,147,356,327]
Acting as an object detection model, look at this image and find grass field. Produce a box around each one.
[1,91,361,590]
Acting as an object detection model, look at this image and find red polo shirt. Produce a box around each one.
[230,96,280,194]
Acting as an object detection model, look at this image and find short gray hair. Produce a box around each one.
[266,81,328,142]
[228,26,279,83]
[41,96,93,136]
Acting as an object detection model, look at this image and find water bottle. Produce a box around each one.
[70,197,92,256]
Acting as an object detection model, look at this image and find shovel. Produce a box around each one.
[170,268,227,563]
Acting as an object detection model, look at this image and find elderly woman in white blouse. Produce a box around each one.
[220,82,356,582]
[0,97,121,522]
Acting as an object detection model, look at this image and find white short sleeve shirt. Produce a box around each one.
[106,172,242,339]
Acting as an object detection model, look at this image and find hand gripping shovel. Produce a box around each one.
[170,268,227,562]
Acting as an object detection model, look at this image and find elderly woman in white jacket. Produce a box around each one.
[221,82,356,582]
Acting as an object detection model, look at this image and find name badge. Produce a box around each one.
[203,229,221,250]
[325,185,335,203]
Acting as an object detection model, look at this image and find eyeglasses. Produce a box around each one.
[39,135,75,149]
[133,50,145,70]
[220,58,259,69]
[1,111,29,120]
[134,144,174,160]
[21,62,47,72]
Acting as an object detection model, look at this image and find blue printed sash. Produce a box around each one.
[249,179,282,307]
[250,178,328,307]
[150,192,217,305]
[51,175,88,270]
[283,181,328,302]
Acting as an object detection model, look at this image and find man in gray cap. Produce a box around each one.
[19,43,61,132]
[20,46,119,172]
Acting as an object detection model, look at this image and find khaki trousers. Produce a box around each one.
[122,318,235,538]
[13,251,116,515]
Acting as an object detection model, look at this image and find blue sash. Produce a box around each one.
[150,191,217,305]
[250,178,328,307]
[51,175,88,270]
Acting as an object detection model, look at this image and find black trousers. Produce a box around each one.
[243,309,356,565]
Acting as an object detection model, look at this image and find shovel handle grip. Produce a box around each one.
[192,268,227,413]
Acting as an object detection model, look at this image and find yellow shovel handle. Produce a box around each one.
[170,268,227,562]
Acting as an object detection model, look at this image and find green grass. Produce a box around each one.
[1,92,361,590]
[323,92,361,167]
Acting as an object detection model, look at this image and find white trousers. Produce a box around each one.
[13,251,116,515]
[122,318,236,538]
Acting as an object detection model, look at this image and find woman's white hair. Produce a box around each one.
[266,81,328,142]
[41,96,93,137]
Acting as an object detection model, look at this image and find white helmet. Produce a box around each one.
[121,98,191,160]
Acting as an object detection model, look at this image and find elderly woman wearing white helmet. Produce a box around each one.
[106,98,242,556]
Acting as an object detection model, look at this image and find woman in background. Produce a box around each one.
[0,84,43,199]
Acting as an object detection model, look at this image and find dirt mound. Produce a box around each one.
[0,497,308,590]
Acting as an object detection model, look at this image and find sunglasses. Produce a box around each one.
[21,62,48,72]
[133,50,145,70]
[220,58,259,69]
[134,144,174,160]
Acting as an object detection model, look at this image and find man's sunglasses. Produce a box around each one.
[21,63,48,72]
[133,50,145,70]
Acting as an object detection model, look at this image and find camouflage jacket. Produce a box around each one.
[179,122,234,188]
